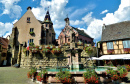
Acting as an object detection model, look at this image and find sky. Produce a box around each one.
[0,0,130,43]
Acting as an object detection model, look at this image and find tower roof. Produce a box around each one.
[43,10,52,24]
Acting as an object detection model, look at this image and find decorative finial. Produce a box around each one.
[48,6,49,11]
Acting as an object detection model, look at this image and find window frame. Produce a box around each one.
[30,39,34,43]
[30,28,34,32]
[123,40,130,48]
[107,42,114,50]
[27,17,30,23]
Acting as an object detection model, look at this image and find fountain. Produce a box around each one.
[67,28,84,70]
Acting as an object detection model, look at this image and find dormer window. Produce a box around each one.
[27,17,30,23]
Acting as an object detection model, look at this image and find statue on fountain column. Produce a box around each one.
[70,28,76,49]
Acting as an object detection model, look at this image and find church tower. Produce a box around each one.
[41,10,55,45]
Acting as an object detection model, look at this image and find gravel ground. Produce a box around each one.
[0,67,36,84]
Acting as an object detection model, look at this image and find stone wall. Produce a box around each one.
[20,45,96,68]
[20,50,68,68]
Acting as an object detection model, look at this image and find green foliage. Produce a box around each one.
[29,31,34,35]
[83,69,98,79]
[42,48,50,53]
[77,41,83,46]
[29,42,34,46]
[37,69,48,78]
[23,48,27,53]
[56,70,71,82]
[83,69,99,83]
[85,46,93,54]
[117,66,128,78]
[106,68,117,76]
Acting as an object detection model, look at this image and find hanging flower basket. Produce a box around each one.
[77,42,83,46]
[51,48,61,54]
[85,46,93,55]
[42,48,50,54]
[29,31,34,35]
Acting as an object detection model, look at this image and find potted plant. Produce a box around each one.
[27,67,37,79]
[36,69,48,82]
[56,70,72,84]
[29,31,34,35]
[125,65,130,72]
[106,68,120,83]
[83,69,99,84]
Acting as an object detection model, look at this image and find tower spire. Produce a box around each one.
[64,15,70,25]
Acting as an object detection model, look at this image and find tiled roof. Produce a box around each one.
[101,21,130,41]
[0,37,8,49]
[72,27,93,39]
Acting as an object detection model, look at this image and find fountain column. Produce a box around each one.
[68,29,83,70]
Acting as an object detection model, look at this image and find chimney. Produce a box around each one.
[27,6,32,10]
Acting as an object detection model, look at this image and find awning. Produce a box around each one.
[97,54,130,60]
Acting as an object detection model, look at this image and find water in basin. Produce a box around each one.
[46,67,107,72]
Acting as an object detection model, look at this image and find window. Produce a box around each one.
[49,33,51,37]
[30,39,34,43]
[30,28,34,32]
[68,39,70,42]
[46,24,47,27]
[107,42,113,49]
[49,25,52,29]
[123,40,130,48]
[27,17,30,22]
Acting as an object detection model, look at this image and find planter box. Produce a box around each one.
[74,77,85,83]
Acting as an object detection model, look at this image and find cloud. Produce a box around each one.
[100,10,108,14]
[85,0,130,40]
[12,19,18,24]
[69,4,96,19]
[0,0,22,18]
[82,12,94,25]
[70,20,84,26]
[0,19,18,37]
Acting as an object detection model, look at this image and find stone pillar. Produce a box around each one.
[17,44,22,64]
[28,51,32,68]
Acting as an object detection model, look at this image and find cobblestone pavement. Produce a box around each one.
[0,67,36,84]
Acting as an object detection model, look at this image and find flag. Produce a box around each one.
[27,40,29,50]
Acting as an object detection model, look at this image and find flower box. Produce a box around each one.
[107,49,114,54]
[124,48,130,53]
[29,31,34,35]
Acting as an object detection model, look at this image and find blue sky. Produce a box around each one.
[0,0,130,43]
